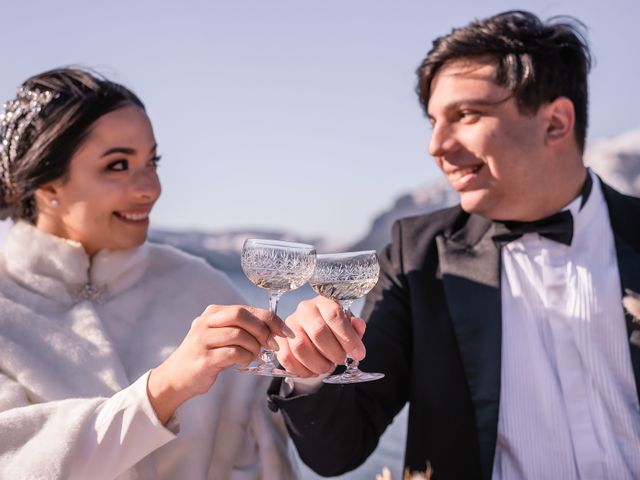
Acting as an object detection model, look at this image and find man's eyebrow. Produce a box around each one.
[428,95,512,118]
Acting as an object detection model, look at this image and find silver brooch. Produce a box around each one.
[70,282,111,305]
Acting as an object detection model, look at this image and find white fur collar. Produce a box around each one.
[0,223,156,399]
[2,221,150,305]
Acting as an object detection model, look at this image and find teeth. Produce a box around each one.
[450,166,480,180]
[118,212,149,221]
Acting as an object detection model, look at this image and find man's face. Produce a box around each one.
[427,58,553,221]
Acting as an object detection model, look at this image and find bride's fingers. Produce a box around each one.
[203,326,262,358]
[199,305,276,350]
[207,345,257,369]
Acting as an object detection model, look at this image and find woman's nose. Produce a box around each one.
[132,169,161,201]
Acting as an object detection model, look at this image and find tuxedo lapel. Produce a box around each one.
[436,214,502,480]
[602,182,640,403]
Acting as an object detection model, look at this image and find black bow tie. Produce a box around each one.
[491,172,593,247]
[492,210,574,246]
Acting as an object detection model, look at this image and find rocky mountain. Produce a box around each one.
[148,228,325,272]
[584,126,640,195]
[151,126,640,269]
[347,178,459,251]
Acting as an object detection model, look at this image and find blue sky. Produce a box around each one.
[2,0,639,243]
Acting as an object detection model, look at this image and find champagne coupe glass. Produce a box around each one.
[308,250,384,384]
[240,238,316,377]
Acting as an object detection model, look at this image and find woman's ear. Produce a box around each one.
[545,96,575,146]
[34,182,60,210]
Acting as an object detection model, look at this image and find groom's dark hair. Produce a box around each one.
[416,10,591,152]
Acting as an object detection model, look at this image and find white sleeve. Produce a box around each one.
[0,371,177,480]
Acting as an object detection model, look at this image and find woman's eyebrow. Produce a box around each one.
[100,146,136,157]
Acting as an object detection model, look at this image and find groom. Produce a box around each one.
[269,10,640,479]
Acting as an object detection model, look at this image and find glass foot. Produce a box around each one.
[235,363,297,378]
[323,370,384,384]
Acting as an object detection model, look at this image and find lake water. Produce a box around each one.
[227,272,408,480]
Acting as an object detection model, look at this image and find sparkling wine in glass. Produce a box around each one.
[240,238,316,377]
[309,250,384,384]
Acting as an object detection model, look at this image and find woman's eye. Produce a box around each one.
[150,155,162,168]
[107,159,128,171]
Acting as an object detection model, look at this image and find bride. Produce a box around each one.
[0,67,296,479]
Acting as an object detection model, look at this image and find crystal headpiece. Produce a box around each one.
[0,86,58,195]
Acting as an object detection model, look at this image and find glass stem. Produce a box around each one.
[344,355,359,375]
[340,301,360,376]
[260,291,281,366]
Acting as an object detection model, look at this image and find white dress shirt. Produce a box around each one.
[492,174,640,479]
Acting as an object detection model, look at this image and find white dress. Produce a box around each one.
[0,221,296,480]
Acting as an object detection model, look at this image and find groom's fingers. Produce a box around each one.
[277,296,366,375]
[293,299,352,365]
[275,336,317,377]
[312,296,366,361]
[283,310,338,374]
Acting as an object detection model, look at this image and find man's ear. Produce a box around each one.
[545,96,575,146]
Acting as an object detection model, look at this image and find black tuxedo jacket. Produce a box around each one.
[269,181,640,479]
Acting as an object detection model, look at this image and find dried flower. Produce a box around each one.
[375,467,394,480]
[623,289,640,323]
[622,289,640,347]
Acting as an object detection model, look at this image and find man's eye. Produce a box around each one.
[107,159,128,171]
[458,110,480,122]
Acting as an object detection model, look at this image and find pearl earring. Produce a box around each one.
[50,199,59,207]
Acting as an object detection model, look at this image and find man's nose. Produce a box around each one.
[428,122,458,158]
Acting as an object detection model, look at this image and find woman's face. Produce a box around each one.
[36,105,161,255]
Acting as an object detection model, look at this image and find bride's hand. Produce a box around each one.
[147,304,288,423]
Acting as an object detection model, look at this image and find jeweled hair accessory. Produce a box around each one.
[0,86,58,196]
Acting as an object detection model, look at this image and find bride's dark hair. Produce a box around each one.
[0,67,145,222]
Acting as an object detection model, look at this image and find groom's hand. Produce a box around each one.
[275,295,367,377]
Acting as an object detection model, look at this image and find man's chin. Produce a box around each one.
[459,192,488,216]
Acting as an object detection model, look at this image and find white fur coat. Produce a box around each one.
[0,222,296,479]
